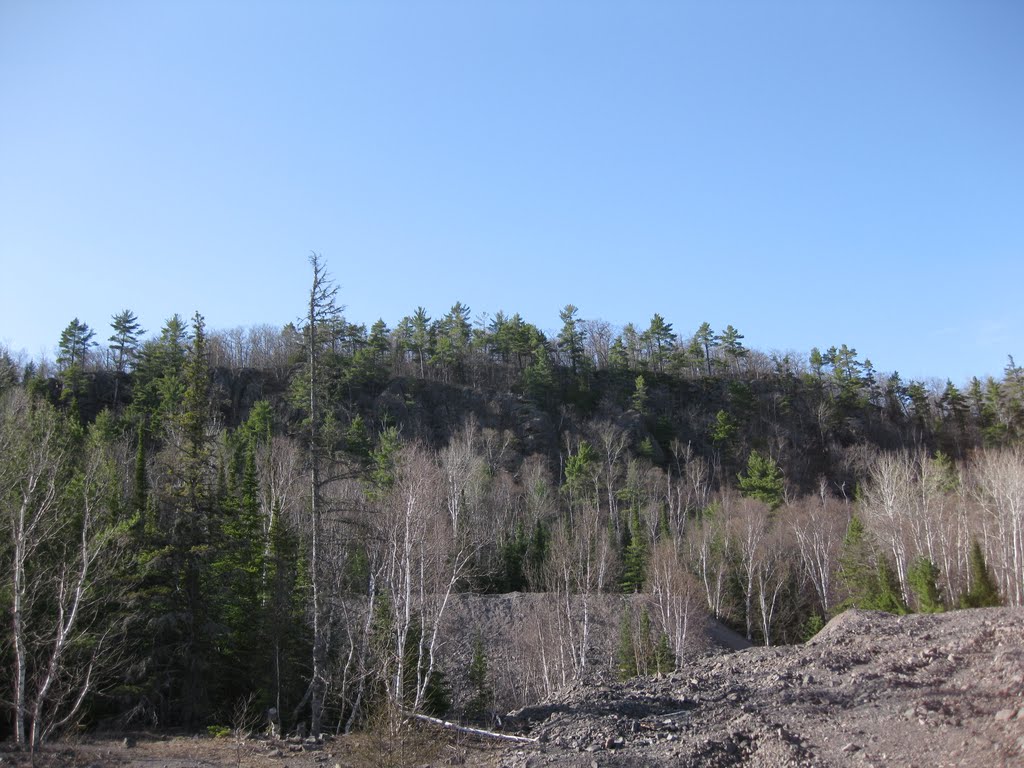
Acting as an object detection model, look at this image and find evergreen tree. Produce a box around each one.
[56,318,96,409]
[432,302,472,382]
[523,341,554,403]
[959,539,1001,608]
[631,374,649,414]
[410,306,432,378]
[131,314,189,437]
[652,632,674,676]
[57,318,96,372]
[694,322,716,376]
[557,304,587,377]
[737,450,785,510]
[175,312,216,725]
[837,514,877,610]
[907,556,944,613]
[644,313,674,373]
[620,509,647,593]
[300,253,344,735]
[716,325,746,372]
[872,558,908,614]
[109,309,144,406]
[710,409,737,453]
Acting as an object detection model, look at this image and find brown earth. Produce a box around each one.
[3,607,1022,768]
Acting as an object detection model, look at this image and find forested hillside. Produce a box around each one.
[2,256,1023,745]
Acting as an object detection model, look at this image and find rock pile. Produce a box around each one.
[497,607,1024,767]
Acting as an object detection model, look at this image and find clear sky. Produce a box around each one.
[1,1,1021,386]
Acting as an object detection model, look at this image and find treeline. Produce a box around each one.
[2,256,1023,745]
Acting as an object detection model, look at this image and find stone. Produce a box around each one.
[994,709,1016,721]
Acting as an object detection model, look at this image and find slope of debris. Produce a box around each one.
[498,607,1024,767]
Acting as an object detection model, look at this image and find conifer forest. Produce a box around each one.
[3,254,1023,746]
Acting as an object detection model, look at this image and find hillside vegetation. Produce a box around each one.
[2,256,1023,745]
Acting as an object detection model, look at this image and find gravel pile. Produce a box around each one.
[496,607,1024,767]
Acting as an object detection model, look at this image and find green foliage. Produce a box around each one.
[907,557,944,613]
[802,612,825,640]
[710,409,736,450]
[959,539,1002,608]
[367,426,401,499]
[617,607,672,679]
[557,304,587,377]
[631,375,649,414]
[644,313,674,373]
[620,509,647,593]
[872,559,908,615]
[523,341,555,403]
[563,440,597,503]
[694,322,715,376]
[129,314,189,437]
[837,514,876,609]
[652,631,674,675]
[345,413,372,458]
[837,515,907,613]
[737,450,785,510]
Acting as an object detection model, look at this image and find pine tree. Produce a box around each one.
[644,313,674,373]
[716,325,746,372]
[737,450,785,510]
[652,632,674,676]
[176,312,215,725]
[872,558,908,614]
[557,304,587,377]
[109,309,144,406]
[56,318,96,409]
[907,556,944,613]
[631,374,649,414]
[837,515,877,610]
[620,509,647,593]
[960,539,1001,608]
[694,322,715,376]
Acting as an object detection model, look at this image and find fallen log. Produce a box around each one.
[406,712,539,744]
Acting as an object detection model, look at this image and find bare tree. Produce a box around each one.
[646,539,705,667]
[970,448,1024,606]
[731,497,771,641]
[790,491,846,616]
[2,392,129,746]
[544,504,615,681]
[754,525,791,646]
[374,444,477,712]
[687,499,733,622]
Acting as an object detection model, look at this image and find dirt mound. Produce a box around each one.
[498,607,1024,767]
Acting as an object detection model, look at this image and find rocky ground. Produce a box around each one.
[3,607,1021,767]
[499,607,1024,767]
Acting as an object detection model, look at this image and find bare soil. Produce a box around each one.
[3,607,1022,767]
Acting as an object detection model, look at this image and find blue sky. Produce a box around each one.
[1,1,1021,385]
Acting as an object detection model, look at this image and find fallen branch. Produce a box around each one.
[406,713,539,744]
